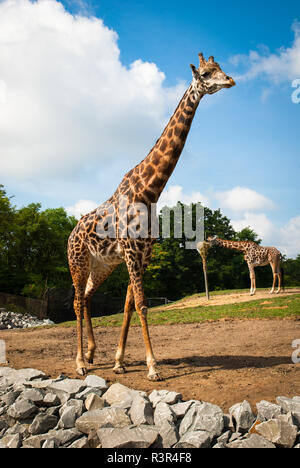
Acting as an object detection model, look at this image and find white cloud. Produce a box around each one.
[65,198,98,219]
[231,212,275,241]
[157,185,209,211]
[278,215,300,258]
[214,186,274,212]
[231,20,300,83]
[0,0,185,181]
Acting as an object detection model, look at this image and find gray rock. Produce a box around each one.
[4,422,29,438]
[129,394,154,426]
[0,441,7,448]
[227,433,276,448]
[22,434,50,448]
[277,412,295,426]
[84,375,107,392]
[97,425,159,448]
[175,430,211,448]
[85,393,106,412]
[17,389,45,406]
[68,436,89,448]
[7,399,38,420]
[217,430,231,445]
[25,379,54,390]
[75,387,103,401]
[43,393,61,407]
[149,389,182,408]
[29,413,59,435]
[154,402,176,427]
[75,407,131,434]
[171,401,196,419]
[0,433,22,448]
[212,442,226,448]
[157,419,179,447]
[255,419,297,448]
[179,402,224,439]
[60,399,83,418]
[47,379,86,404]
[42,439,58,448]
[102,383,135,407]
[15,368,47,382]
[276,396,300,427]
[229,400,255,433]
[46,408,60,418]
[0,367,14,378]
[57,406,76,429]
[87,429,101,448]
[0,390,20,406]
[256,400,282,421]
[46,428,83,447]
[229,432,242,443]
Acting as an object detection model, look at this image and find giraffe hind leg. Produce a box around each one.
[84,261,119,365]
[113,282,135,374]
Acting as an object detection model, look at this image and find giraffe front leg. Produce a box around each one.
[74,296,88,376]
[126,255,162,381]
[138,305,161,381]
[249,266,256,296]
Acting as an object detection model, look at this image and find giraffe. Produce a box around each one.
[68,53,235,380]
[207,236,283,296]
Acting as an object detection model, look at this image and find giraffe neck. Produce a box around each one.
[216,239,249,252]
[118,83,204,205]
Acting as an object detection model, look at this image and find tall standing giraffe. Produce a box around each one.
[68,54,235,380]
[207,236,283,296]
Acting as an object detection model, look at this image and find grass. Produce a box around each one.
[58,290,300,328]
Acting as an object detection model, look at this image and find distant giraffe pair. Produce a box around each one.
[207,236,283,296]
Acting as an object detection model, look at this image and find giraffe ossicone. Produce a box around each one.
[68,54,235,379]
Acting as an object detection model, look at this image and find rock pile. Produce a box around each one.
[0,308,54,329]
[0,366,299,448]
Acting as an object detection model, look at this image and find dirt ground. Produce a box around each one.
[159,288,300,310]
[1,296,300,412]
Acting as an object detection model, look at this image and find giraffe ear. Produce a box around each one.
[190,64,199,79]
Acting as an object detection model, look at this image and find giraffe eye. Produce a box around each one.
[201,72,210,78]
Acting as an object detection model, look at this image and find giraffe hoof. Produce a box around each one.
[76,367,88,376]
[147,372,163,382]
[113,365,126,374]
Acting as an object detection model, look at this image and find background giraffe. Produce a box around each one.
[207,236,283,296]
[68,54,235,380]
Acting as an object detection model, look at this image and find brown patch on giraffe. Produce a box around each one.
[160,139,167,152]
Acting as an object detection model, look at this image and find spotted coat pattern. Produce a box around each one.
[207,237,283,296]
[68,54,235,379]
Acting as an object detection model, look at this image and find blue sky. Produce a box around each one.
[0,0,300,256]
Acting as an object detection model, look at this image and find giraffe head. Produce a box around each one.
[207,235,219,246]
[190,53,235,95]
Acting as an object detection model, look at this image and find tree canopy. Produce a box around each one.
[0,185,299,302]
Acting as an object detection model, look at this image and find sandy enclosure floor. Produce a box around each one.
[159,288,300,310]
[1,315,300,413]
